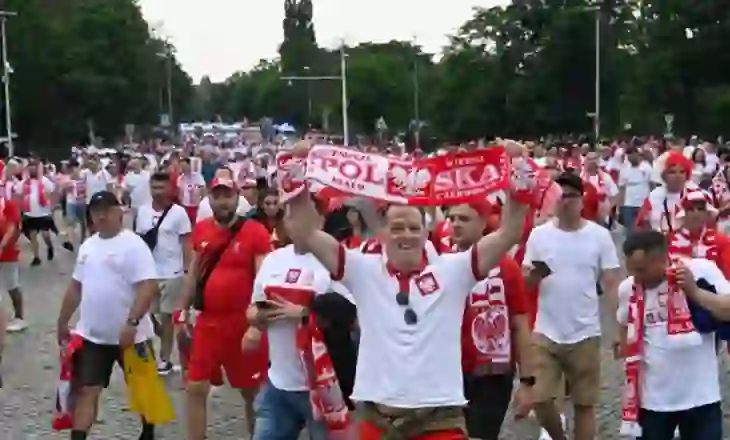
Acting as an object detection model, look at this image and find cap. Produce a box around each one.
[87,190,120,210]
[210,177,237,190]
[555,171,584,194]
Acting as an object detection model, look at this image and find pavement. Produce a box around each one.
[1,229,730,439]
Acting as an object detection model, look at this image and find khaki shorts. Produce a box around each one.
[0,262,20,291]
[153,277,184,315]
[532,333,601,406]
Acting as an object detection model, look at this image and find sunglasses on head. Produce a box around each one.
[395,291,418,325]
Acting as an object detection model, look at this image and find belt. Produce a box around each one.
[471,362,513,377]
[360,402,465,440]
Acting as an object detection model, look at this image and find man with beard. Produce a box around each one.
[176,177,270,440]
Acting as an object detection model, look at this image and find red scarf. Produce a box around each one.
[620,263,696,437]
[462,264,511,374]
[22,178,48,212]
[264,285,353,436]
[52,334,84,431]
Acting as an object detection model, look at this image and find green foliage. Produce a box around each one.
[4,0,193,151]
[181,0,730,143]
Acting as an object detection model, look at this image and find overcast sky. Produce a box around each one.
[138,0,506,83]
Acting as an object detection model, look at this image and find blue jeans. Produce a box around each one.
[620,206,640,235]
[253,379,329,440]
[639,402,722,440]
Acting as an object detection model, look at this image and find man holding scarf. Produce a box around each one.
[285,142,530,440]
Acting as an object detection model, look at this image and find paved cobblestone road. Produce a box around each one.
[1,231,729,439]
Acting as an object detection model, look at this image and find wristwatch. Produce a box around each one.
[519,376,536,387]
[126,317,140,327]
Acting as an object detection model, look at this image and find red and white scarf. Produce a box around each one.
[620,263,698,437]
[668,227,718,261]
[277,145,538,207]
[52,334,84,431]
[264,284,353,437]
[462,265,511,374]
[711,167,730,218]
[22,178,48,212]
[177,174,202,207]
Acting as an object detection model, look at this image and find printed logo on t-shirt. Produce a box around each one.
[416,272,439,296]
[286,268,301,283]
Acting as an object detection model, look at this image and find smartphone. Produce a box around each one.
[256,300,274,310]
[532,261,552,277]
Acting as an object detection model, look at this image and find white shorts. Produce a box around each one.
[0,262,20,292]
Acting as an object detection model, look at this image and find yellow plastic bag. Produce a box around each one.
[123,343,175,425]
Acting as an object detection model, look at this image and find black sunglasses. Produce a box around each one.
[395,291,418,325]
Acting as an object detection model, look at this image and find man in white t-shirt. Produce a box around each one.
[135,172,192,375]
[246,204,353,440]
[123,158,151,217]
[618,230,727,440]
[287,179,529,437]
[56,190,159,440]
[19,161,59,266]
[523,172,621,440]
[81,158,112,204]
[618,146,653,234]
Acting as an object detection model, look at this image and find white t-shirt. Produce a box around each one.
[124,170,151,208]
[252,245,353,391]
[82,169,111,203]
[617,258,730,411]
[337,247,480,407]
[618,162,653,207]
[72,230,158,344]
[134,204,191,279]
[523,220,620,344]
[23,177,55,217]
[196,195,252,223]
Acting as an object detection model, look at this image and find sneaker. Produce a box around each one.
[674,427,680,439]
[62,241,74,252]
[6,318,28,332]
[157,361,174,376]
[30,257,41,267]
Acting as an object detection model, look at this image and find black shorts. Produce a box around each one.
[72,340,155,388]
[463,373,514,439]
[21,215,57,236]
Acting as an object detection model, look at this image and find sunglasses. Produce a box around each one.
[395,291,418,325]
[561,192,582,200]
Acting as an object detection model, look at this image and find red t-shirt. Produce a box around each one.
[712,232,730,279]
[192,218,272,318]
[0,200,21,262]
[461,256,529,374]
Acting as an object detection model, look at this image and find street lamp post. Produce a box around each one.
[583,4,601,143]
[157,49,174,128]
[412,37,421,149]
[0,11,17,157]
[303,66,312,120]
[282,43,349,146]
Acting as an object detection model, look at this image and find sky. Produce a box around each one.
[138,0,506,83]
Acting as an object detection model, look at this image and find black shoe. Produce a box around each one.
[30,257,41,267]
[47,247,54,261]
[62,241,74,252]
[156,361,173,376]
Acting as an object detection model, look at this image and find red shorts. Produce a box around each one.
[359,421,466,440]
[187,319,267,388]
[183,205,198,224]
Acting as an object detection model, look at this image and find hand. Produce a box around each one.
[241,327,263,352]
[56,321,70,346]
[291,140,312,158]
[512,384,534,420]
[261,297,306,322]
[119,323,137,348]
[674,259,698,297]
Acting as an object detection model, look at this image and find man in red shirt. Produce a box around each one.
[176,177,271,440]
[0,198,24,332]
[448,202,534,439]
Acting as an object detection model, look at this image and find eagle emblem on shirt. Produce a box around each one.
[416,272,439,296]
[286,268,302,283]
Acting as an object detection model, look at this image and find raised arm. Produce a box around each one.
[474,196,529,277]
[287,190,341,275]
